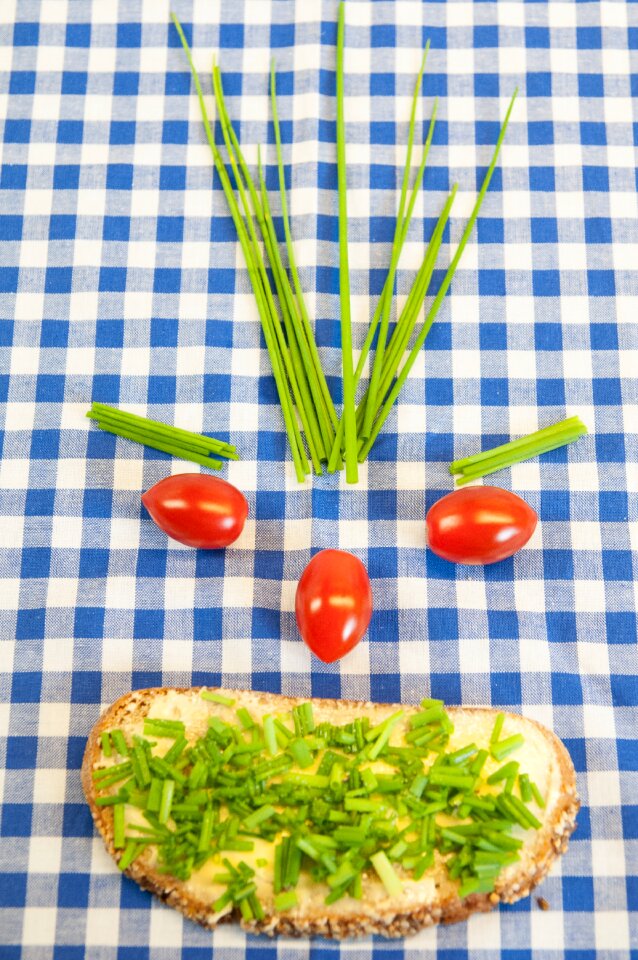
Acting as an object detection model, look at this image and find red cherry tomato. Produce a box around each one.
[426,486,537,565]
[141,474,249,549]
[295,549,373,664]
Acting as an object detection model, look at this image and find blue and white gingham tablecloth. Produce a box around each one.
[0,0,636,957]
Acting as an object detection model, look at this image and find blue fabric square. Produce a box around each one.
[582,165,608,191]
[531,217,558,244]
[45,267,73,294]
[474,25,498,47]
[481,378,509,406]
[0,215,23,240]
[536,377,565,406]
[581,122,606,146]
[202,374,232,403]
[16,608,46,640]
[585,217,612,244]
[271,23,294,47]
[252,607,279,639]
[606,612,637,643]
[367,490,396,520]
[596,433,624,463]
[369,164,395,190]
[150,318,178,347]
[563,876,594,912]
[79,548,109,578]
[425,378,453,405]
[428,607,458,640]
[106,164,134,190]
[4,119,31,143]
[36,374,65,402]
[156,216,184,242]
[109,121,136,145]
[533,269,560,297]
[487,610,518,639]
[479,323,506,350]
[602,550,633,582]
[21,547,50,579]
[534,323,562,352]
[62,804,94,838]
[13,22,39,46]
[526,72,551,97]
[83,489,113,518]
[473,73,499,98]
[58,67,84,95]
[10,71,36,94]
[546,611,578,643]
[114,71,139,95]
[370,72,394,96]
[11,671,42,703]
[525,26,549,48]
[133,610,164,639]
[599,491,628,522]
[479,270,506,296]
[0,804,32,837]
[40,321,68,347]
[219,23,244,48]
[593,377,622,406]
[477,218,504,244]
[117,23,142,47]
[165,72,191,96]
[6,737,38,769]
[25,489,55,516]
[590,323,618,350]
[621,807,638,838]
[136,550,167,579]
[91,375,121,405]
[57,120,83,144]
[49,215,76,240]
[255,491,285,520]
[58,873,90,908]
[99,267,127,292]
[577,27,602,49]
[53,164,80,190]
[369,610,399,644]
[528,121,554,145]
[490,672,522,704]
[529,166,555,192]
[368,547,398,580]
[74,608,105,639]
[162,120,188,144]
[617,740,638,771]
[371,24,395,47]
[30,429,60,460]
[579,74,604,98]
[1,164,28,189]
[0,267,18,292]
[102,216,130,242]
[551,673,582,706]
[89,335,119,371]
[370,671,401,701]
[193,608,223,641]
[544,550,574,581]
[66,23,91,47]
[254,551,284,581]
[588,270,615,297]
[541,490,570,520]
[0,873,27,906]
[370,121,394,145]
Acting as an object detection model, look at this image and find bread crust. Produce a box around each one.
[82,688,579,939]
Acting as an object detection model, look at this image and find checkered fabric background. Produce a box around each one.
[1,0,637,956]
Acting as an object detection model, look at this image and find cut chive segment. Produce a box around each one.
[370,850,403,897]
[336,1,357,483]
[201,691,236,707]
[274,890,298,912]
[113,804,125,850]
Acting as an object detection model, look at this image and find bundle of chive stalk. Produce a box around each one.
[451,416,588,486]
[171,6,517,483]
[93,692,545,913]
[87,402,238,470]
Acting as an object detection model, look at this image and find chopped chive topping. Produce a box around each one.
[110,730,129,757]
[274,890,298,912]
[201,691,236,707]
[113,804,125,850]
[100,732,112,757]
[490,714,505,744]
[371,851,402,897]
[491,735,525,762]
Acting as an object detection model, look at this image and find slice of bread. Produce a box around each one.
[82,688,579,939]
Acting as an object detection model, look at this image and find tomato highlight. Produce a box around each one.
[295,549,373,663]
[141,474,248,549]
[426,486,537,565]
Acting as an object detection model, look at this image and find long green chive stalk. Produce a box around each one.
[95,692,545,914]
[361,44,429,439]
[336,1,358,483]
[450,416,588,485]
[171,14,308,481]
[357,88,518,462]
[87,402,237,469]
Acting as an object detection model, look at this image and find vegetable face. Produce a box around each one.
[426,486,537,566]
[295,549,373,663]
[142,474,248,549]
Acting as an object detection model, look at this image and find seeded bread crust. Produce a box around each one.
[82,688,579,939]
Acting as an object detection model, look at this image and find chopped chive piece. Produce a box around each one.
[146,778,162,813]
[491,735,525,762]
[530,781,546,809]
[95,793,126,807]
[158,779,175,825]
[117,840,139,871]
[263,716,278,757]
[236,708,255,730]
[113,804,125,850]
[274,890,298,912]
[370,850,402,897]
[243,805,276,832]
[519,774,532,803]
[289,738,313,769]
[201,691,236,707]
[487,761,520,785]
[490,714,505,744]
[428,770,474,790]
[368,711,404,760]
[100,732,112,757]
[110,730,129,757]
